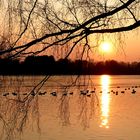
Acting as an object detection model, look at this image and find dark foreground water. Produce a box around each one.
[0,75,140,140]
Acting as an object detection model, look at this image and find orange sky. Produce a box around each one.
[26,29,140,63]
[93,30,140,62]
[124,31,140,62]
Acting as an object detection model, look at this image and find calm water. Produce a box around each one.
[0,75,140,140]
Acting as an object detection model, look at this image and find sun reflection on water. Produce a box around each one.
[100,75,111,129]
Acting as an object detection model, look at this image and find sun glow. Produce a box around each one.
[100,42,112,53]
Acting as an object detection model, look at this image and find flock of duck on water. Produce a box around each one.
[1,85,139,97]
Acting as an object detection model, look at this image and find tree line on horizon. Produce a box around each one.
[0,55,140,75]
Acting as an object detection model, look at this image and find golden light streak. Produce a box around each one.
[99,75,111,129]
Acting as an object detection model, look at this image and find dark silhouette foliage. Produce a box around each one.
[0,55,140,75]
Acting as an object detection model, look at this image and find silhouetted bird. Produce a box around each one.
[12,92,17,96]
[80,90,88,95]
[63,93,67,96]
[69,92,73,95]
[80,92,86,95]
[50,92,57,96]
[132,89,136,94]
[3,93,9,96]
[87,94,91,97]
[90,90,95,93]
[121,91,125,93]
[113,91,116,94]
[39,91,46,95]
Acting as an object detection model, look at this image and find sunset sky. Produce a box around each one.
[0,0,140,63]
[94,30,140,62]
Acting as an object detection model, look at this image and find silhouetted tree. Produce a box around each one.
[0,0,139,59]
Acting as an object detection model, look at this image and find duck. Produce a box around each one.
[80,90,87,95]
[69,92,73,95]
[132,89,136,94]
[38,91,46,95]
[111,90,114,92]
[3,93,9,96]
[12,92,17,96]
[87,94,91,97]
[90,90,95,93]
[50,92,57,96]
[63,93,67,96]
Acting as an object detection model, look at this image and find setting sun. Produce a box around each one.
[100,42,112,53]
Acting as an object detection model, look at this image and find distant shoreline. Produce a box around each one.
[1,55,140,75]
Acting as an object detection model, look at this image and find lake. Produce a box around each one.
[0,75,140,140]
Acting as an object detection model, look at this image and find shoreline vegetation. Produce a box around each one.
[1,55,140,75]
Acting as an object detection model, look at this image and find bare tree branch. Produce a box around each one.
[0,0,139,58]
